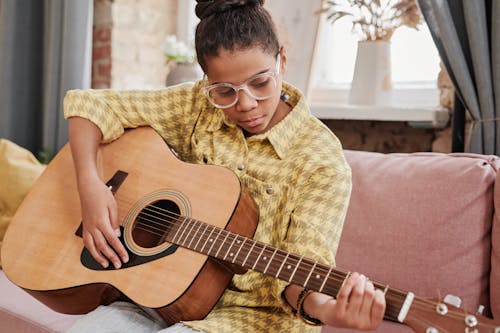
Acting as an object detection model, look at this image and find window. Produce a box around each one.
[310,13,442,108]
[308,9,449,127]
[177,0,198,46]
[314,18,440,86]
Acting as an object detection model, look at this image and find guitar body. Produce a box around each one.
[1,127,259,324]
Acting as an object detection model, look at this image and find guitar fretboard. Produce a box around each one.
[160,215,406,322]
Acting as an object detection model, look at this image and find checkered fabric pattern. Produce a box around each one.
[64,82,352,333]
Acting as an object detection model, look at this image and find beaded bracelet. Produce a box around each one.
[296,288,322,326]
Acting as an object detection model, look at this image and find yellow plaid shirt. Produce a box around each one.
[64,81,352,333]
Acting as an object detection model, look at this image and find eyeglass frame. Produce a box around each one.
[202,49,282,109]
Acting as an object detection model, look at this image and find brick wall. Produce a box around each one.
[92,0,112,89]
[111,0,176,89]
[92,0,177,90]
[323,65,453,153]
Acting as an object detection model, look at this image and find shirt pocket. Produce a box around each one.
[241,175,290,245]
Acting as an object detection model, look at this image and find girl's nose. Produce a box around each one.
[235,89,258,111]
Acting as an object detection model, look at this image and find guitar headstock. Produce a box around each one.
[403,296,500,333]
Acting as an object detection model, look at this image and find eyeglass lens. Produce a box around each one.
[207,73,277,108]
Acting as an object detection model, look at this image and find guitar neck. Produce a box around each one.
[163,215,408,322]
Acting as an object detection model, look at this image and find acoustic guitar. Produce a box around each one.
[2,127,499,332]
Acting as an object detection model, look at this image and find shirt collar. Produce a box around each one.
[250,83,309,159]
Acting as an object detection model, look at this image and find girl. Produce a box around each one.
[64,0,385,332]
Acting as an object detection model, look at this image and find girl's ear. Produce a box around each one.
[280,47,287,76]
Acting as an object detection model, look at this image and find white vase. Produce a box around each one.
[166,62,203,86]
[348,41,393,106]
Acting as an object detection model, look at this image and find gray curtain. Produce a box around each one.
[0,0,92,159]
[418,0,499,155]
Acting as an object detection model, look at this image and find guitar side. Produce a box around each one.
[1,127,259,324]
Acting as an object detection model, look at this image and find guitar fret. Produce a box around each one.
[277,254,297,282]
[186,221,203,250]
[207,229,224,256]
[193,224,209,252]
[303,262,317,288]
[170,217,188,243]
[200,225,216,254]
[231,238,246,264]
[263,248,278,274]
[311,265,330,291]
[319,266,333,293]
[223,234,238,261]
[179,218,196,247]
[252,245,266,270]
[289,255,304,283]
[275,252,289,278]
[176,218,192,245]
[214,231,230,258]
[242,241,256,267]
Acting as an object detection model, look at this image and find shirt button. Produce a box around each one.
[266,187,274,195]
[237,163,245,171]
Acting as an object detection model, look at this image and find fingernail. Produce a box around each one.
[122,255,129,263]
[101,261,109,268]
[115,228,121,237]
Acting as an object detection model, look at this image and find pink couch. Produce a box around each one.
[1,150,499,332]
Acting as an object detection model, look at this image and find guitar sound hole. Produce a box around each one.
[132,199,180,248]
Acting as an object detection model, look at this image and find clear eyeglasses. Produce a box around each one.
[202,52,281,109]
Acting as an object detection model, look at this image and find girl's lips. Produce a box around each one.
[241,116,264,128]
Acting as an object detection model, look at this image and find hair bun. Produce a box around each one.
[195,0,265,20]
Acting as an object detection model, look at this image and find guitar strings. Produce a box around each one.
[133,204,479,321]
[126,204,480,322]
[122,203,411,312]
[129,203,492,323]
[125,202,484,326]
[132,205,357,294]
[138,205,402,290]
[138,205,389,296]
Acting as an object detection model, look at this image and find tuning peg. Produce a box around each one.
[444,294,462,308]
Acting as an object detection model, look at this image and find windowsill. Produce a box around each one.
[310,104,450,128]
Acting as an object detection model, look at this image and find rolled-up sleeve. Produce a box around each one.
[63,83,200,147]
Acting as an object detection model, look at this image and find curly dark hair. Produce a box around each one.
[194,0,280,73]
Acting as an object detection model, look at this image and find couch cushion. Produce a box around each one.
[336,151,499,328]
[0,139,45,267]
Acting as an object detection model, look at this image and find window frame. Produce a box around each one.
[306,4,448,127]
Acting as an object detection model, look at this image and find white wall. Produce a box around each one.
[265,0,322,97]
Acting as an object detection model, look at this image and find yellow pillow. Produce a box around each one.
[0,139,46,267]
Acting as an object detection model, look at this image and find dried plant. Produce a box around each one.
[318,0,422,41]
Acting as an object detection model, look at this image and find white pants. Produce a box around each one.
[67,302,203,333]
